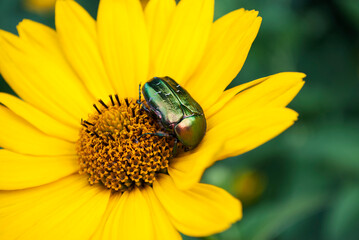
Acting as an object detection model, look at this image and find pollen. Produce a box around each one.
[76,96,176,192]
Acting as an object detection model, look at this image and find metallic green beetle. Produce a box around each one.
[139,76,207,150]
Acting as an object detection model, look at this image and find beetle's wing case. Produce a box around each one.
[162,76,204,116]
[142,77,183,130]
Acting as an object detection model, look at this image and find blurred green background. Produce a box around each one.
[1,0,358,239]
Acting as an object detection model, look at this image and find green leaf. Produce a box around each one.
[235,194,327,240]
[287,122,359,174]
[324,185,359,240]
[335,0,359,30]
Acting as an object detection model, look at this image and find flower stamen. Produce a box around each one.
[77,96,176,192]
[93,104,102,114]
[98,99,108,109]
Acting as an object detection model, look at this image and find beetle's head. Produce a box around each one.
[174,115,207,149]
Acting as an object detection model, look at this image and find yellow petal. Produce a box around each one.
[0,93,78,142]
[97,0,149,98]
[209,108,299,160]
[145,0,176,78]
[0,149,78,190]
[0,30,78,127]
[114,188,153,240]
[0,106,75,156]
[171,108,299,190]
[90,193,119,239]
[16,19,61,56]
[205,77,266,119]
[142,186,182,240]
[15,20,95,112]
[151,0,214,84]
[186,10,262,110]
[0,174,110,240]
[154,174,242,237]
[141,0,150,9]
[94,188,154,240]
[92,187,181,240]
[0,25,94,124]
[168,132,225,189]
[90,193,121,240]
[55,0,115,100]
[208,72,306,126]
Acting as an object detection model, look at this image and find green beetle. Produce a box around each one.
[138,76,207,150]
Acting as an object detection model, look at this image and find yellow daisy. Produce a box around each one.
[0,0,305,239]
[24,0,57,13]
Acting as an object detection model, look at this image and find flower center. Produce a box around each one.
[76,96,176,192]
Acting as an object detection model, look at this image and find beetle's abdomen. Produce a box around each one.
[174,115,207,148]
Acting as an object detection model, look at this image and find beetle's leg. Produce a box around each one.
[141,103,151,113]
[136,83,152,113]
[172,138,178,157]
[136,83,142,105]
[137,131,172,140]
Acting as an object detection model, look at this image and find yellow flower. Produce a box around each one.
[24,0,57,13]
[0,0,305,239]
[233,169,267,205]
